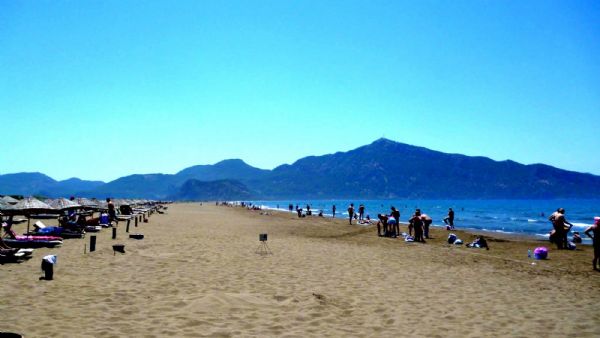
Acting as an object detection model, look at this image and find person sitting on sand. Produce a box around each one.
[466,236,490,250]
[572,231,582,244]
[376,214,388,237]
[421,213,433,239]
[584,217,600,271]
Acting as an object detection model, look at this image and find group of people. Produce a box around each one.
[549,208,600,270]
[342,204,445,243]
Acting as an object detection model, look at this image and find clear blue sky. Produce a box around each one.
[1,0,599,182]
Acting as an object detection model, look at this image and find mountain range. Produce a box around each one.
[2,138,600,200]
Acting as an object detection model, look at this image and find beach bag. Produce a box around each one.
[100,213,110,225]
[404,236,414,242]
[448,234,457,244]
[533,247,548,260]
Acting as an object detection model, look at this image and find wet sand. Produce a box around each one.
[1,203,599,337]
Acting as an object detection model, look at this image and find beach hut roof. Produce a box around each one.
[46,198,82,210]
[1,195,19,204]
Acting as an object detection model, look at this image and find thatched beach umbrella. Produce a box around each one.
[76,197,99,209]
[3,197,58,234]
[1,195,19,205]
[47,198,82,211]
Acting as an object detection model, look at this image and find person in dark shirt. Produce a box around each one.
[107,198,118,225]
[444,208,455,229]
[332,205,336,218]
[409,209,425,243]
[358,204,365,221]
[391,207,400,238]
[347,204,354,225]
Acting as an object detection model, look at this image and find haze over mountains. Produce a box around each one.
[2,138,600,200]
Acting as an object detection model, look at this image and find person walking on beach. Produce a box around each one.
[358,204,365,221]
[444,208,455,229]
[348,204,355,225]
[332,205,336,218]
[584,217,600,270]
[391,207,400,238]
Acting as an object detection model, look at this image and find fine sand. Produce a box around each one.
[1,203,599,337]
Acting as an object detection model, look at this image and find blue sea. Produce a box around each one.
[250,199,600,243]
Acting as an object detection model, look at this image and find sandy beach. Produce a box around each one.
[2,203,599,337]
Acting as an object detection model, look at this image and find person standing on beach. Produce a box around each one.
[421,213,433,239]
[332,205,336,218]
[358,204,365,221]
[391,207,400,238]
[584,217,600,270]
[348,204,355,225]
[548,209,561,248]
[444,208,455,229]
[107,198,117,225]
[553,208,573,249]
[410,209,425,243]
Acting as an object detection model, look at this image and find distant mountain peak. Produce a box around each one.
[372,137,394,144]
[214,159,249,166]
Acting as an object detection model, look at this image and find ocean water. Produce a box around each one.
[250,199,600,243]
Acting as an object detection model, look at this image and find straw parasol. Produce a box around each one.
[46,198,82,211]
[1,195,19,205]
[3,197,59,234]
[76,197,99,209]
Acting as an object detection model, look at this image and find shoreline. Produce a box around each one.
[258,205,590,246]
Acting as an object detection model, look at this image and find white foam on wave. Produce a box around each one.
[571,222,591,229]
[481,228,515,235]
[527,219,538,223]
